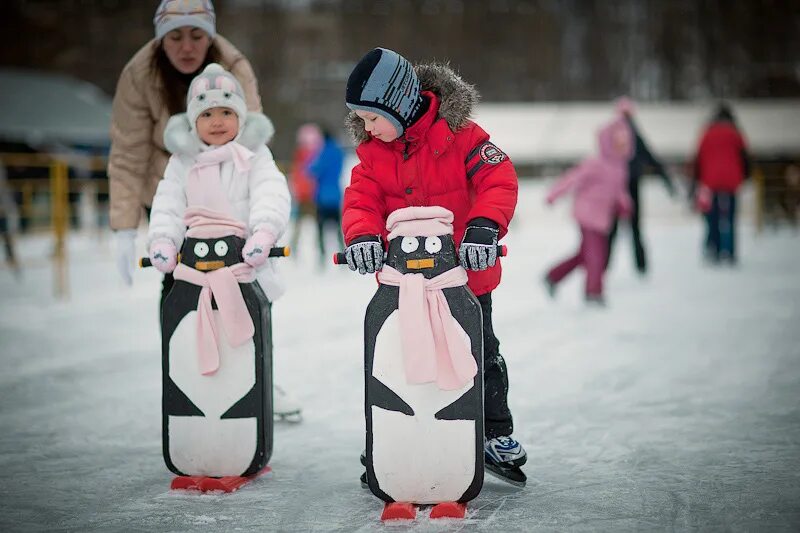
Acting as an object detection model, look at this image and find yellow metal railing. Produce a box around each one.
[753,162,800,233]
[754,166,764,232]
[1,152,108,298]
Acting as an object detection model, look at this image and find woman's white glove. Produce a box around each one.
[113,229,137,286]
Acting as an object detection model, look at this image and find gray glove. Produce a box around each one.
[345,236,384,274]
[459,218,499,271]
[113,229,137,286]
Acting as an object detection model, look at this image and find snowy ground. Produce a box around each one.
[1,180,799,532]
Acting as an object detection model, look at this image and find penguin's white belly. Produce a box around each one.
[371,310,476,503]
[168,309,257,476]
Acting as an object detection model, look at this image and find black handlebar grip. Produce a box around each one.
[268,246,291,257]
[140,247,290,268]
[333,244,507,266]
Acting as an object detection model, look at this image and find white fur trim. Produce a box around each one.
[164,112,275,156]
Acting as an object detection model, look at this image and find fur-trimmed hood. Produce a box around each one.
[164,111,275,157]
[345,62,480,145]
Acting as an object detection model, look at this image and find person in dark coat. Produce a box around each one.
[692,103,750,264]
[606,97,675,274]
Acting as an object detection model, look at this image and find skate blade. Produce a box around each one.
[274,411,303,423]
[485,462,526,488]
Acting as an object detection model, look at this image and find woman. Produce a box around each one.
[108,0,261,288]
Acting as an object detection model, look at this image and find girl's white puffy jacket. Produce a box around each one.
[147,111,291,301]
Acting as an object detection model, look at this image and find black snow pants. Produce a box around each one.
[477,292,513,439]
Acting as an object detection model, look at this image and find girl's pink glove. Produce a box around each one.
[242,230,276,268]
[148,238,178,274]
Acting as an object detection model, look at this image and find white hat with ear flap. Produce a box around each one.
[186,63,247,131]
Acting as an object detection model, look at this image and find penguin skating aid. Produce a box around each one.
[336,207,509,520]
[142,240,289,492]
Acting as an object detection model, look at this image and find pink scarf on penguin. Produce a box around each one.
[172,142,257,376]
[377,206,478,391]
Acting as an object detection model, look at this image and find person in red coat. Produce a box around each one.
[341,48,524,473]
[693,103,750,264]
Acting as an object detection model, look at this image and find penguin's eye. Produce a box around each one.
[424,236,442,254]
[400,237,419,253]
[194,242,209,258]
[214,240,229,256]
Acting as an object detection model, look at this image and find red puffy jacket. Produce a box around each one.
[342,66,518,296]
[695,121,748,193]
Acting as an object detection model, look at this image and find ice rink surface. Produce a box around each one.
[1,180,798,532]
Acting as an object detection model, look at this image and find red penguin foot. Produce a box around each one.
[170,475,204,490]
[381,502,417,521]
[430,501,467,519]
[170,466,271,493]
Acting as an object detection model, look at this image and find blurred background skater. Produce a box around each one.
[544,117,633,306]
[107,0,261,304]
[307,126,344,268]
[287,123,322,258]
[0,161,20,277]
[606,97,675,276]
[691,103,750,265]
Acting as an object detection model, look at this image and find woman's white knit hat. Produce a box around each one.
[154,0,216,40]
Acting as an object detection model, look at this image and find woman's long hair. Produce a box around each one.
[151,41,221,116]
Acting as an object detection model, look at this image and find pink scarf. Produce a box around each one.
[173,262,256,376]
[186,142,253,214]
[176,202,254,376]
[377,265,477,391]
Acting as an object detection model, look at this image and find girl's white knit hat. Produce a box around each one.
[186,63,248,130]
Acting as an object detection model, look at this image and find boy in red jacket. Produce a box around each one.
[341,48,525,479]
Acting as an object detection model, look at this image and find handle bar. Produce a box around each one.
[332,244,507,265]
[140,246,291,268]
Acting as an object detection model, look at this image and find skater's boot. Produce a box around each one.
[359,450,368,488]
[485,436,527,467]
[273,384,302,421]
[585,293,606,307]
[543,275,556,299]
[484,436,527,487]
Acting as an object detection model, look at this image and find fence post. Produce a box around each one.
[754,166,764,234]
[50,160,69,298]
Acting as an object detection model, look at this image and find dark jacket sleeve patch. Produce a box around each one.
[478,142,507,164]
[466,141,507,179]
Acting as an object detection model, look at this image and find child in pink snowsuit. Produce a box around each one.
[544,117,633,304]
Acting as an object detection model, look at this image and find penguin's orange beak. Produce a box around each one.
[406,258,435,269]
[195,260,225,271]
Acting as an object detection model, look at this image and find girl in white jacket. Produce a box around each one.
[147,63,291,301]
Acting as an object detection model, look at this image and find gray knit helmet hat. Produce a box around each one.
[345,48,425,136]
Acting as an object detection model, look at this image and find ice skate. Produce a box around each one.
[484,436,527,487]
[273,384,302,422]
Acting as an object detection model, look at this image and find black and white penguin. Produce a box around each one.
[363,207,484,505]
[161,235,273,478]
